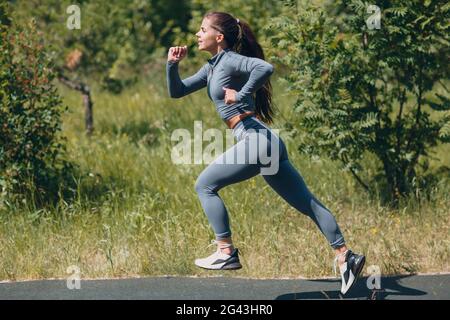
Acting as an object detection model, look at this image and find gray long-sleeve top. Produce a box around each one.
[166,47,274,121]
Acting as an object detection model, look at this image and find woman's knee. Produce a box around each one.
[194,171,216,195]
[194,175,207,194]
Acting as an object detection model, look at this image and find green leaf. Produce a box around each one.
[425,94,450,111]
[439,120,450,139]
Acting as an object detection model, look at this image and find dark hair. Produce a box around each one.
[204,11,276,124]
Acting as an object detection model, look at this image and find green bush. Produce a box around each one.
[268,0,449,203]
[0,10,73,205]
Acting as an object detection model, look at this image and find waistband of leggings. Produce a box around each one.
[232,116,274,139]
[241,115,272,130]
[233,115,259,129]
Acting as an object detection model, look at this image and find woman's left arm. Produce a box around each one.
[234,56,274,103]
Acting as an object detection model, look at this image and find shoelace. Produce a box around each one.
[333,250,349,276]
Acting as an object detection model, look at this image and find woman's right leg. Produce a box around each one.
[261,158,346,249]
[242,116,346,249]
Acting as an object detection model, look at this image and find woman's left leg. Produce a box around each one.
[194,137,261,241]
[193,136,261,270]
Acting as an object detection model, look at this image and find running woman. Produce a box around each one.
[166,11,365,295]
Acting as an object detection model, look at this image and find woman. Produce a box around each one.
[166,11,365,295]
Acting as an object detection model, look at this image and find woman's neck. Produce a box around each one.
[210,45,229,56]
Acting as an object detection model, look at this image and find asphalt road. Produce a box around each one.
[0,274,448,300]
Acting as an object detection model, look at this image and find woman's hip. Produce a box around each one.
[230,116,289,164]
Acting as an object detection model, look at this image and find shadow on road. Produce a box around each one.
[275,275,427,300]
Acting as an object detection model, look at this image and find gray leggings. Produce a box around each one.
[194,116,345,249]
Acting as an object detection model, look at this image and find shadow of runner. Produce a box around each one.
[275,275,427,300]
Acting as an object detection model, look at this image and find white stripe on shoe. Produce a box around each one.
[340,262,355,294]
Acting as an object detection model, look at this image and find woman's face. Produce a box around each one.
[195,18,224,54]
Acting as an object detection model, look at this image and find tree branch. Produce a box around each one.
[395,88,406,158]
[56,71,94,135]
[340,155,370,192]
[405,73,423,153]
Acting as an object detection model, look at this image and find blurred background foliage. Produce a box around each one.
[1,0,449,205]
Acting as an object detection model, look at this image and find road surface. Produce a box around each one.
[0,274,448,300]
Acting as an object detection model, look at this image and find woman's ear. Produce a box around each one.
[216,33,224,44]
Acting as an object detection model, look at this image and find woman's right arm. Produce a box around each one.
[233,56,274,103]
[166,61,209,98]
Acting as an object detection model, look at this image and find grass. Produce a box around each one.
[0,64,449,281]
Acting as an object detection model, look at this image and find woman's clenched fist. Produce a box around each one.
[168,46,188,63]
[223,87,238,104]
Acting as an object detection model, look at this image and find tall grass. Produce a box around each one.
[0,64,448,281]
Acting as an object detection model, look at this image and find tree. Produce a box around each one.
[10,0,191,134]
[268,0,449,203]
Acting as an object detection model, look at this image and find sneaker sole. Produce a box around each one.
[196,262,242,271]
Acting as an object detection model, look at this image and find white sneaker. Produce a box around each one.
[334,250,366,295]
[194,241,242,270]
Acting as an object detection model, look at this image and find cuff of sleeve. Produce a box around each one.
[235,91,244,103]
[167,60,179,66]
